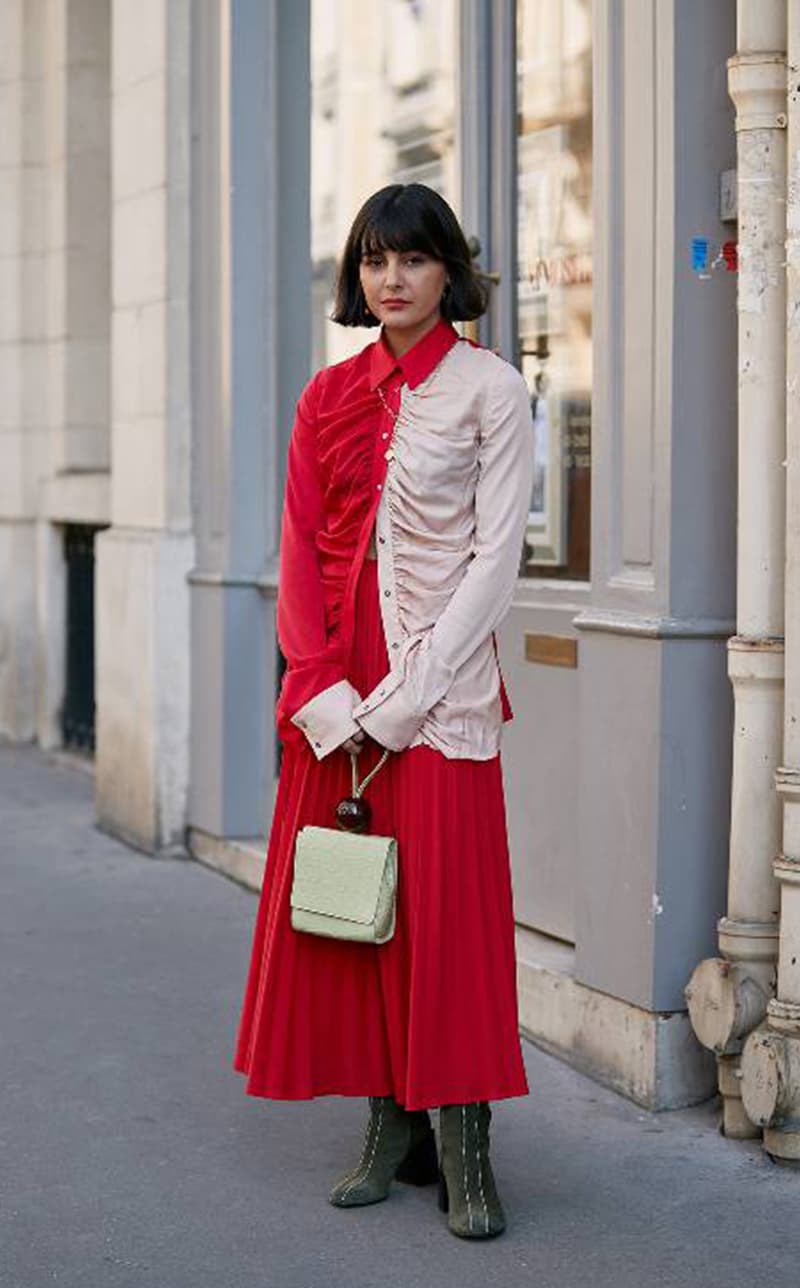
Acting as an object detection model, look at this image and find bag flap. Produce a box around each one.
[291,826,395,925]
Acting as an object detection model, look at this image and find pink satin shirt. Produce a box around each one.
[275,318,534,761]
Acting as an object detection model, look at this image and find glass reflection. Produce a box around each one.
[311,0,458,372]
[517,0,592,579]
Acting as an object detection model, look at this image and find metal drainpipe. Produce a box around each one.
[740,0,800,1162]
[685,0,786,1139]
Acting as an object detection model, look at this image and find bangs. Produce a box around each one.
[359,200,445,261]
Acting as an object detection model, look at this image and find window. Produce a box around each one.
[309,1,593,581]
[517,0,592,579]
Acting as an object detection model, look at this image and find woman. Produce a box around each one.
[234,183,533,1240]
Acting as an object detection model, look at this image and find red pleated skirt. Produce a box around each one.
[234,557,529,1110]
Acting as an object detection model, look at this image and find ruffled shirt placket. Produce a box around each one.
[357,375,406,718]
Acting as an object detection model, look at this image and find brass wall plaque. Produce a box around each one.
[524,632,578,669]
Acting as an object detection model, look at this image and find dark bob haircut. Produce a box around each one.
[331,183,489,327]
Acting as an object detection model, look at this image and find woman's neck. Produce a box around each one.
[382,313,442,359]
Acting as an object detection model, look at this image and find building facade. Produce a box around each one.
[10,0,792,1130]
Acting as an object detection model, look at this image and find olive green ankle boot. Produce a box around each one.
[329,1097,438,1208]
[438,1102,506,1238]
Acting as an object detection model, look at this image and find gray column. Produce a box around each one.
[574,0,738,1015]
[188,0,311,839]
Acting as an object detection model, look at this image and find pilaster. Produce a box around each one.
[575,0,737,1036]
[95,0,193,850]
[0,1,39,739]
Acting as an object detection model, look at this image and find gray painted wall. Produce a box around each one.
[188,0,310,838]
[570,0,737,1012]
[501,595,587,943]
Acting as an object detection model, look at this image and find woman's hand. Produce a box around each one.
[340,730,366,756]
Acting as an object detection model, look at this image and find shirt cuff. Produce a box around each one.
[353,672,425,752]
[291,679,362,760]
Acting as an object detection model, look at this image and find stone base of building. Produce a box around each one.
[95,527,194,853]
[516,927,718,1111]
[188,827,266,892]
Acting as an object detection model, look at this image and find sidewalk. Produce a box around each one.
[1,741,797,1288]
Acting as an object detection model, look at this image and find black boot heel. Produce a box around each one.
[395,1129,439,1186]
[437,1170,449,1213]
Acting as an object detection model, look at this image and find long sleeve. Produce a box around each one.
[276,374,361,759]
[353,362,533,751]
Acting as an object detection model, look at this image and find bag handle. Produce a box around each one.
[351,749,390,798]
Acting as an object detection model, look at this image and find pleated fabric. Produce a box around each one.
[234,557,529,1110]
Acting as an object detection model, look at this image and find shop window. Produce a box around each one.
[308,1,593,581]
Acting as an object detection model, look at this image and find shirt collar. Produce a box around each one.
[368,317,459,391]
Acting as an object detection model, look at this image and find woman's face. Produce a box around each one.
[359,247,447,336]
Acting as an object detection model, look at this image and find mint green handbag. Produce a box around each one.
[290,750,396,945]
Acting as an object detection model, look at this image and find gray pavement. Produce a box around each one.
[1,742,798,1288]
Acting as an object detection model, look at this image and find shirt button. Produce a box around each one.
[391,642,399,650]
[378,536,386,544]
[385,449,394,461]
[314,740,321,748]
[376,483,382,491]
[382,432,389,440]
[379,688,386,697]
[384,589,391,597]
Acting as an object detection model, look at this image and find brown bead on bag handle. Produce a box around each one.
[335,749,391,833]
